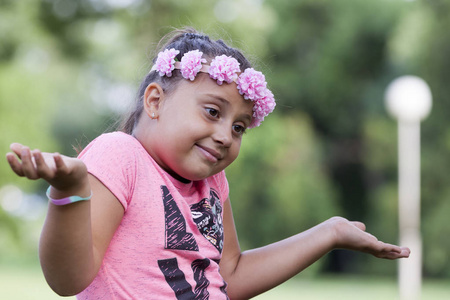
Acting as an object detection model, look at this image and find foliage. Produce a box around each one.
[227,113,339,243]
[1,0,450,279]
[413,0,450,278]
[227,112,340,275]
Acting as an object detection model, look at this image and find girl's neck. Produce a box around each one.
[132,126,192,185]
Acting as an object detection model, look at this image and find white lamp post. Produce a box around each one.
[385,75,432,300]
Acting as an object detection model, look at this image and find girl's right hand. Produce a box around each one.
[6,143,90,196]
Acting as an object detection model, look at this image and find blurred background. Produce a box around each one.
[1,0,449,299]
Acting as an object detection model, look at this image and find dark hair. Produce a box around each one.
[118,27,252,134]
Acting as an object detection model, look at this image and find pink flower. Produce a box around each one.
[237,68,267,101]
[236,68,274,128]
[154,48,180,77]
[250,89,276,128]
[151,47,276,127]
[180,50,207,81]
[208,55,240,85]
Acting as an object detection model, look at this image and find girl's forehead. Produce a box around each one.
[184,73,254,114]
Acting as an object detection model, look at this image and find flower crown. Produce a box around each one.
[150,48,276,128]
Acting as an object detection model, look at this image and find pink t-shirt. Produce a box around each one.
[76,132,230,299]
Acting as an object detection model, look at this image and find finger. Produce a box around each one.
[377,248,410,260]
[33,150,53,179]
[20,147,39,179]
[6,152,25,176]
[383,242,404,253]
[351,221,366,232]
[10,142,25,153]
[400,247,411,258]
[377,251,401,260]
[372,243,409,259]
[387,246,411,256]
[364,231,378,242]
[9,143,25,160]
[53,153,69,174]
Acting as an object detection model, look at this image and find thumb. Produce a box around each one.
[351,221,366,231]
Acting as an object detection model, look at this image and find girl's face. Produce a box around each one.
[144,73,254,182]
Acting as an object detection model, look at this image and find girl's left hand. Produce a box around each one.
[327,217,410,259]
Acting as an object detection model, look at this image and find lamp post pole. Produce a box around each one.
[397,120,422,300]
[385,76,432,300]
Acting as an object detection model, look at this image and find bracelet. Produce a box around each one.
[46,186,93,206]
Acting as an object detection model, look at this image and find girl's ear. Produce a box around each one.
[143,83,165,119]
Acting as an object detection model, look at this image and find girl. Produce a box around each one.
[6,28,409,300]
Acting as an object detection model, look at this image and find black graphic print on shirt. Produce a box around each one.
[161,185,199,251]
[158,257,211,300]
[190,189,224,253]
[159,186,228,298]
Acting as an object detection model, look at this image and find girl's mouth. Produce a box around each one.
[195,144,222,163]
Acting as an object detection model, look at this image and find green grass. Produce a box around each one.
[254,275,450,300]
[1,264,448,299]
[0,264,75,300]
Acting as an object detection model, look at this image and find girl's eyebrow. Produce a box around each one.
[205,93,253,124]
[240,112,253,125]
[204,93,229,105]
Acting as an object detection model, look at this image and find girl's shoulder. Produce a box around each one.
[91,131,138,146]
[78,132,143,210]
[80,132,140,155]
[78,132,147,169]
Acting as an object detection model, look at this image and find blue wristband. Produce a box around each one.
[46,186,92,206]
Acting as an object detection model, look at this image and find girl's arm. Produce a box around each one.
[6,143,124,296]
[219,198,410,300]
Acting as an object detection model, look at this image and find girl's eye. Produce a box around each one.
[233,124,246,135]
[206,108,219,118]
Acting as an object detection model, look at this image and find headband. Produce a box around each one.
[150,48,276,128]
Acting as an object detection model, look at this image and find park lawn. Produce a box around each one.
[254,274,450,300]
[0,264,75,300]
[0,264,448,299]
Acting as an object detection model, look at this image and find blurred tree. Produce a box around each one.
[362,0,450,277]
[2,0,450,279]
[0,0,59,188]
[226,112,339,274]
[0,0,283,265]
[264,0,403,272]
[31,0,275,154]
[410,0,450,278]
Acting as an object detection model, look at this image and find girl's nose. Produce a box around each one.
[212,123,232,148]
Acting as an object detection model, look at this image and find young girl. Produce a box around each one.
[6,28,409,300]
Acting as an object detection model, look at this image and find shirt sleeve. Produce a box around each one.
[78,132,137,211]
